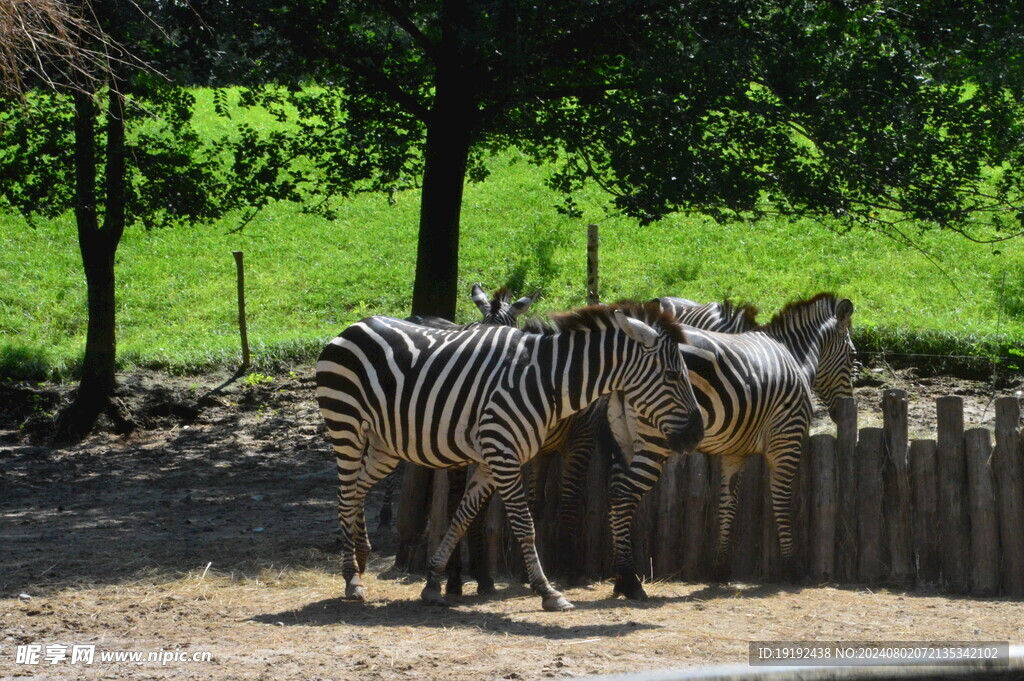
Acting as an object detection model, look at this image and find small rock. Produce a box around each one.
[18,594,31,601]
[252,527,264,533]
[250,494,264,502]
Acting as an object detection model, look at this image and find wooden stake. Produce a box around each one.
[232,251,251,369]
[586,224,599,305]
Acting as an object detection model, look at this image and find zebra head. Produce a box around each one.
[610,303,704,454]
[471,283,541,326]
[815,297,855,421]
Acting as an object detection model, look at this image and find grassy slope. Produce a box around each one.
[1,90,1022,379]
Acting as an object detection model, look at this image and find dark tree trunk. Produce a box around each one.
[56,84,128,441]
[409,0,476,320]
[409,102,473,319]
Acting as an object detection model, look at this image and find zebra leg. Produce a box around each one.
[376,461,403,535]
[351,448,401,575]
[555,445,590,583]
[333,436,369,601]
[445,467,469,596]
[490,459,574,612]
[765,437,801,561]
[608,452,666,600]
[715,454,747,567]
[422,467,496,606]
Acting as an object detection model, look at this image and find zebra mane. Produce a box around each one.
[761,292,841,331]
[719,298,760,331]
[524,301,688,344]
[490,286,512,314]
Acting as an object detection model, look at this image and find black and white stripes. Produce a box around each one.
[605,293,855,597]
[316,301,703,611]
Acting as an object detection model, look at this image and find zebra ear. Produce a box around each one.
[614,309,659,348]
[836,298,854,329]
[510,288,541,318]
[471,283,490,315]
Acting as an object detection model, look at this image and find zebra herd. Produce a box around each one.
[315,285,855,611]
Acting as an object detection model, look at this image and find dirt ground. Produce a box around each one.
[2,365,1023,681]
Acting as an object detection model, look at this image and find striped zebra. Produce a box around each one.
[443,297,762,595]
[315,301,704,611]
[377,284,541,534]
[604,293,854,597]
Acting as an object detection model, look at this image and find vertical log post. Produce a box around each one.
[730,456,763,581]
[993,397,1024,596]
[936,396,969,593]
[759,457,783,581]
[394,465,435,573]
[586,223,599,305]
[653,455,685,578]
[834,397,859,582]
[856,427,887,583]
[232,251,251,369]
[582,437,613,580]
[965,428,1000,596]
[426,469,451,557]
[909,439,940,586]
[882,389,914,586]
[809,434,837,582]
[681,454,710,581]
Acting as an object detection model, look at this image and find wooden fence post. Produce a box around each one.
[731,455,763,581]
[993,396,1024,596]
[760,457,783,581]
[936,396,969,593]
[809,434,837,582]
[426,469,450,557]
[681,453,710,581]
[882,389,914,586]
[581,436,613,580]
[856,427,887,583]
[395,464,434,573]
[587,224,599,305]
[965,428,1000,596]
[653,455,686,578]
[834,397,859,582]
[231,251,251,369]
[909,439,940,586]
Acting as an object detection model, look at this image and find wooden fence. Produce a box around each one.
[400,393,1024,597]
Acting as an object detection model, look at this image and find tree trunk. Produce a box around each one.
[409,0,476,320]
[56,84,127,441]
[409,106,473,319]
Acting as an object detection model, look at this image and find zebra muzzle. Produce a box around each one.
[666,419,704,454]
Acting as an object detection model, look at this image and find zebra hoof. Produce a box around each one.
[476,578,497,596]
[613,574,649,601]
[345,581,367,601]
[542,594,575,612]
[445,578,464,597]
[421,586,449,607]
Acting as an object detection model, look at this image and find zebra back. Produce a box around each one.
[655,297,759,334]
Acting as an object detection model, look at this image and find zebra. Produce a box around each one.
[442,296,762,595]
[377,283,541,534]
[603,293,855,598]
[315,301,704,611]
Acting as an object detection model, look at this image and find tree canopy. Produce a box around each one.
[172,0,1024,318]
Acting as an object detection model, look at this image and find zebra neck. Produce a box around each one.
[762,323,823,386]
[535,329,619,424]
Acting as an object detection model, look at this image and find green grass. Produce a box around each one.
[1,89,1023,381]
